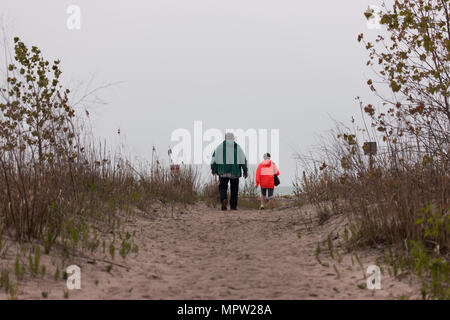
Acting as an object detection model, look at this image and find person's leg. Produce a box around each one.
[229,178,239,210]
[260,188,267,210]
[268,188,274,209]
[219,177,229,210]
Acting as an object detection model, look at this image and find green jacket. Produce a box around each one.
[211,140,248,178]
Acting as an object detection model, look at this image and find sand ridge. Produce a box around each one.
[1,202,420,299]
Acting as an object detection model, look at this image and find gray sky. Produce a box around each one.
[1,0,382,186]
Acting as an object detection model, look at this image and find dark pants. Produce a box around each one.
[219,177,239,209]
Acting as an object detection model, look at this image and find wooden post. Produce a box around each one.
[363,142,377,171]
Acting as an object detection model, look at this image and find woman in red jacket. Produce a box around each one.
[255,153,280,210]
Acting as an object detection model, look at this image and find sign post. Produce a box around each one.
[363,142,377,170]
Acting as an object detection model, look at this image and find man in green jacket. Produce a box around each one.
[211,132,248,211]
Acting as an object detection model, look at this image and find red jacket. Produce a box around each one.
[255,160,280,189]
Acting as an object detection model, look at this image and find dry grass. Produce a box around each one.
[0,38,201,298]
[297,127,449,299]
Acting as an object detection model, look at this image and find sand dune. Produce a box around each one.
[0,201,420,300]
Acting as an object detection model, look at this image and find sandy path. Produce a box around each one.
[3,202,420,299]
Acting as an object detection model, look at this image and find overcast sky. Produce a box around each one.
[1,0,383,186]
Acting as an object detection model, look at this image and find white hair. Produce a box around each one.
[225,132,235,141]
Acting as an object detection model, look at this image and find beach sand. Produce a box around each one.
[0,201,420,300]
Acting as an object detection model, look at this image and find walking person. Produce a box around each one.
[211,132,248,211]
[255,153,280,210]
